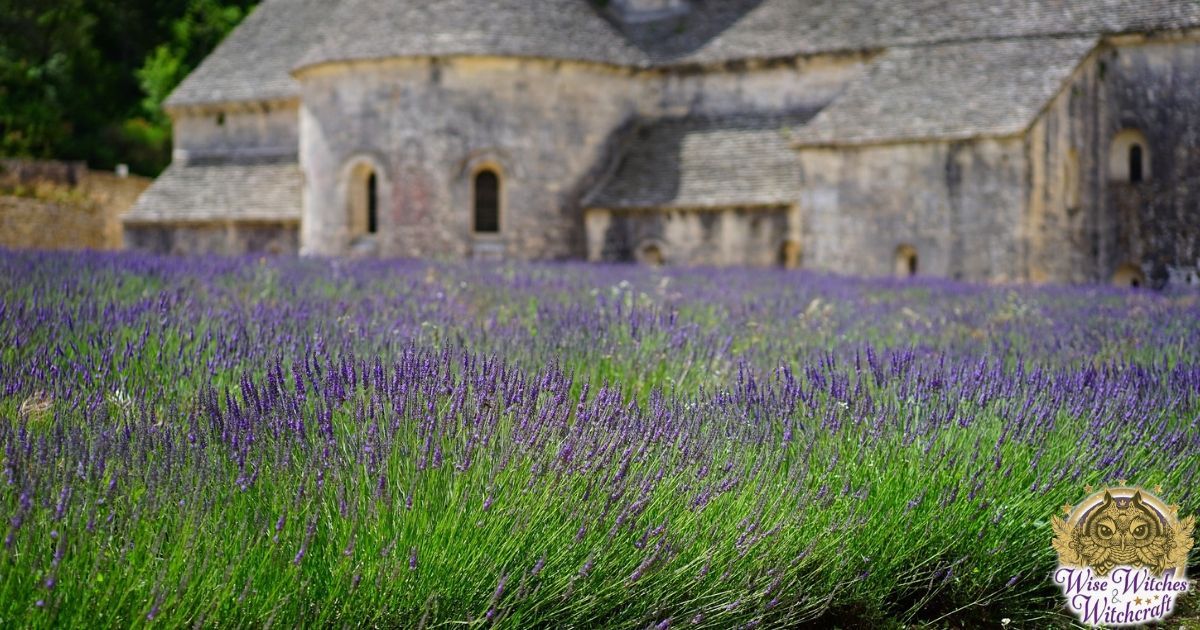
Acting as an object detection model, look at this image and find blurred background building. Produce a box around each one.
[115,0,1200,287]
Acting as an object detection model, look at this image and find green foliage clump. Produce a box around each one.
[0,0,256,176]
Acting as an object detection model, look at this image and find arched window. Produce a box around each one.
[1112,263,1146,289]
[638,242,665,266]
[346,162,380,238]
[778,240,801,269]
[895,245,918,278]
[1108,129,1150,183]
[1064,149,1080,209]
[367,172,378,234]
[1129,144,1144,184]
[473,170,500,234]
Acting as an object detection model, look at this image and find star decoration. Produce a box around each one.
[1084,484,1094,493]
[1155,484,1164,494]
[1062,503,1073,515]
[1169,504,1180,516]
[1135,596,1143,605]
[1118,479,1128,486]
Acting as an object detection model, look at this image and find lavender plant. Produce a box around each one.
[0,249,1197,627]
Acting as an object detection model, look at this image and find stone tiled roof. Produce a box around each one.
[171,0,1200,106]
[165,0,335,107]
[629,0,1200,65]
[124,161,302,223]
[294,0,645,71]
[585,113,815,210]
[790,37,1097,146]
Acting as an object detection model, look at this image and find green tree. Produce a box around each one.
[0,0,96,157]
[0,0,256,176]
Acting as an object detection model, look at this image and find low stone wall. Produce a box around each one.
[586,206,795,267]
[0,160,150,251]
[124,222,299,256]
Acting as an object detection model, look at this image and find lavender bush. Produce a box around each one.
[1,249,1197,627]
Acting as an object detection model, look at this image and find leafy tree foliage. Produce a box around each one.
[0,0,257,176]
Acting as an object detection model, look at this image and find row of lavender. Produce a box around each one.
[1,249,1198,626]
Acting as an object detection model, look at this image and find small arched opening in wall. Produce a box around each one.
[473,168,501,235]
[895,244,918,278]
[1108,129,1151,184]
[344,157,385,240]
[1111,262,1147,289]
[1064,148,1081,210]
[778,239,801,269]
[637,241,666,267]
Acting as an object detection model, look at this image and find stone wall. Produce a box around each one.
[293,53,867,263]
[297,57,648,261]
[653,53,869,119]
[1027,34,1200,287]
[796,139,1028,282]
[1024,48,1099,285]
[586,206,795,267]
[124,222,298,256]
[1099,37,1200,287]
[0,160,149,251]
[170,101,299,160]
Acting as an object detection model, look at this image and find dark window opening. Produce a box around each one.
[216,112,226,126]
[474,170,500,234]
[640,243,664,266]
[1129,144,1144,183]
[367,172,378,234]
[778,240,800,269]
[1112,263,1146,289]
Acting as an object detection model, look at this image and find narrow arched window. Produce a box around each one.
[1129,144,1144,184]
[895,245,918,278]
[367,172,378,234]
[1109,129,1150,183]
[1064,149,1080,209]
[347,162,379,238]
[474,170,500,234]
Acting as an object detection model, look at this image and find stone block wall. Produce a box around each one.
[586,206,794,267]
[0,160,149,251]
[1026,34,1200,287]
[1100,37,1200,287]
[297,57,646,261]
[124,222,298,256]
[653,53,870,119]
[170,101,300,161]
[796,139,1028,282]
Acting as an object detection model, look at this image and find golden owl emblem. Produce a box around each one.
[1052,488,1194,577]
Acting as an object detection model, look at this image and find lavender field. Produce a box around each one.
[1,249,1198,627]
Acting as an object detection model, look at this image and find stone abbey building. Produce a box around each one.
[126,0,1200,287]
